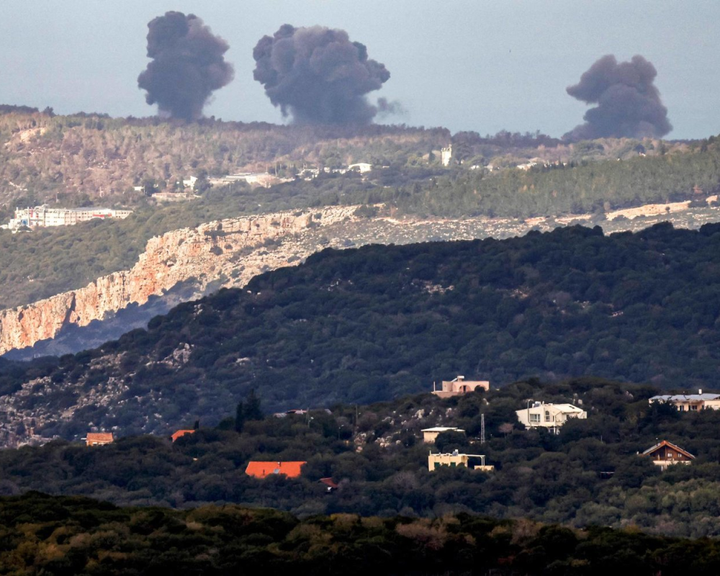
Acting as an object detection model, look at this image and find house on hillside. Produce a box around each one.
[515,402,586,434]
[245,461,306,479]
[428,451,494,472]
[86,432,113,447]
[432,376,489,398]
[649,390,720,412]
[641,440,695,471]
[171,429,195,442]
[421,427,465,444]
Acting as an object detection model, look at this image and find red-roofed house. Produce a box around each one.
[86,432,113,447]
[642,440,695,471]
[245,461,306,479]
[171,429,195,442]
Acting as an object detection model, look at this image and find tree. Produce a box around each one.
[234,401,245,433]
[244,389,264,421]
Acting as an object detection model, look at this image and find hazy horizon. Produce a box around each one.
[0,0,718,139]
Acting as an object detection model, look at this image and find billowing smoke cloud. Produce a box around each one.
[564,55,672,141]
[138,11,234,121]
[253,24,391,125]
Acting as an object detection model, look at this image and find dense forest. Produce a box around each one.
[4,491,720,576]
[4,377,720,538]
[4,222,720,441]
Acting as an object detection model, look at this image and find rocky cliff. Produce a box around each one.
[3,197,718,358]
[0,207,357,356]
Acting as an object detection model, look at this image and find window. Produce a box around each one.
[690,405,698,411]
[529,414,541,423]
[545,411,551,422]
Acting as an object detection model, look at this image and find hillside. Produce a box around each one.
[3,492,719,575]
[3,223,720,446]
[4,378,720,538]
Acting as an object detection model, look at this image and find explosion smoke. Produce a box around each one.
[564,55,672,141]
[253,24,391,125]
[138,11,234,121]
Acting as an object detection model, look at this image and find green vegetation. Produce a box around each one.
[3,491,720,576]
[0,175,378,309]
[6,222,720,442]
[5,378,720,538]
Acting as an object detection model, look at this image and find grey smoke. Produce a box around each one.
[564,55,672,141]
[138,11,234,121]
[253,24,392,125]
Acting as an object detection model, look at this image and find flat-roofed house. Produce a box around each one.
[421,427,465,444]
[642,440,695,471]
[432,376,489,398]
[86,432,113,447]
[649,391,720,412]
[515,402,587,434]
[245,461,306,479]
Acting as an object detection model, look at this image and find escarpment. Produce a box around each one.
[0,207,358,355]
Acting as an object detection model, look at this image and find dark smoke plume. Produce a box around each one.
[253,24,391,125]
[564,55,672,141]
[138,11,234,120]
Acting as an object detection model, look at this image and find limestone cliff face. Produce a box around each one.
[0,207,357,356]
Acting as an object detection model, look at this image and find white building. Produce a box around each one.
[441,145,453,167]
[648,391,720,412]
[348,163,373,173]
[515,402,586,434]
[7,205,132,230]
[421,427,465,444]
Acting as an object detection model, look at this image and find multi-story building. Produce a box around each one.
[515,402,587,434]
[648,391,720,412]
[7,205,132,230]
[641,440,695,471]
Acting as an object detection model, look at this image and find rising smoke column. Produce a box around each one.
[252,24,391,125]
[138,11,234,121]
[564,55,672,141]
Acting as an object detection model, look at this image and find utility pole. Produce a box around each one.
[480,413,486,445]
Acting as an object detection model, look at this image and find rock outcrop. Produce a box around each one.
[0,207,357,356]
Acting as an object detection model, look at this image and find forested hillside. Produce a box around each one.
[2,492,718,576]
[3,378,720,537]
[4,222,720,442]
[0,107,450,210]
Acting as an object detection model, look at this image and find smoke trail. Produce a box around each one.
[252,24,392,125]
[564,55,672,141]
[138,11,234,121]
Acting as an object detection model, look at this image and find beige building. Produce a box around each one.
[649,391,720,412]
[8,205,132,229]
[516,402,586,434]
[428,451,494,472]
[432,376,489,398]
[421,426,465,444]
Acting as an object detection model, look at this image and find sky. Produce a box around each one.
[0,0,718,139]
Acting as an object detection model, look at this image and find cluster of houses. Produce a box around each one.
[82,380,710,481]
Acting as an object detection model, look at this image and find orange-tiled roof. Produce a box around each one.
[642,440,695,459]
[171,429,195,442]
[245,461,306,479]
[86,432,113,445]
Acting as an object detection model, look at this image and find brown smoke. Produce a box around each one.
[138,11,234,121]
[564,55,672,141]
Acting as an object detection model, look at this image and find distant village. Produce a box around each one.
[54,376,711,483]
